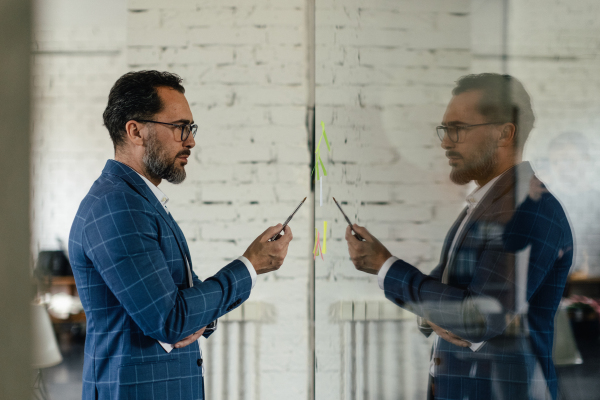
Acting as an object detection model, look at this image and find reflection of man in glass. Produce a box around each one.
[345,73,573,399]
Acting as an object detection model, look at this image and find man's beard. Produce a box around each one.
[142,130,188,184]
[449,141,498,185]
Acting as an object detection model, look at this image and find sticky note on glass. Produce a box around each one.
[323,221,327,254]
[313,229,324,260]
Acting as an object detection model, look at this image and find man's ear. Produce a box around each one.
[497,123,516,148]
[125,120,145,147]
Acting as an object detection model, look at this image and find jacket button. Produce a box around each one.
[197,358,203,367]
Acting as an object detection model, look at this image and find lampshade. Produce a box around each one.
[31,303,63,369]
[553,305,583,365]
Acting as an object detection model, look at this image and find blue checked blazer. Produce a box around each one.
[383,163,573,400]
[69,160,252,400]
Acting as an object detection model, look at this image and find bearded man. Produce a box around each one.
[345,73,573,399]
[69,70,293,400]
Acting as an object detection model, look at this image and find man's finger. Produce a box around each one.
[429,320,470,348]
[174,336,195,348]
[352,224,371,240]
[262,224,283,240]
[345,225,353,241]
[280,225,293,243]
[445,336,470,348]
[173,328,205,349]
[447,332,464,340]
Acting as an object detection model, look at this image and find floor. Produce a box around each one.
[44,335,600,400]
[43,330,84,400]
[556,338,600,400]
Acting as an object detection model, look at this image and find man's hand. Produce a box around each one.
[345,224,392,275]
[173,326,206,349]
[428,320,471,348]
[243,224,293,275]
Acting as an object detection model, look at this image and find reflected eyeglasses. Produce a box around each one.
[135,120,198,142]
[436,122,503,143]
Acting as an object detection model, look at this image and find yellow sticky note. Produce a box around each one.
[323,221,327,254]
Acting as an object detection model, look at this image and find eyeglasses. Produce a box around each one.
[436,122,503,143]
[135,120,198,142]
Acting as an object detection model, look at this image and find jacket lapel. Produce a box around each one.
[164,212,193,270]
[438,207,468,274]
[102,160,193,275]
[446,162,534,273]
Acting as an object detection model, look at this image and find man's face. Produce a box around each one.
[441,90,498,185]
[142,86,195,184]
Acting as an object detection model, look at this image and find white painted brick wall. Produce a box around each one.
[314,0,471,396]
[31,0,600,398]
[315,1,600,398]
[32,0,311,398]
[31,0,127,253]
[125,2,311,399]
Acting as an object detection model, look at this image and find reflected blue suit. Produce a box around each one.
[69,160,252,400]
[383,163,573,400]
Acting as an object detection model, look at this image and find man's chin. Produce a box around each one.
[162,163,187,184]
[167,172,186,184]
[449,168,473,185]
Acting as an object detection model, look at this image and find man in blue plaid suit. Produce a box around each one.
[69,71,293,400]
[345,74,573,399]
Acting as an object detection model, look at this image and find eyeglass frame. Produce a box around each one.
[436,122,506,143]
[134,119,198,142]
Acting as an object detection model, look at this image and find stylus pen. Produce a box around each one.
[332,197,365,241]
[269,197,307,241]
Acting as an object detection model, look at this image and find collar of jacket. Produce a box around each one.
[446,161,535,270]
[100,159,193,272]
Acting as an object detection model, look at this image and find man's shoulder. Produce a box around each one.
[539,190,573,236]
[75,172,151,222]
[524,183,570,226]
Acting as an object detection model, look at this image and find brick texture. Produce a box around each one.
[31,0,600,399]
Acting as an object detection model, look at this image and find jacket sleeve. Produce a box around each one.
[384,194,570,343]
[190,270,219,339]
[82,190,252,344]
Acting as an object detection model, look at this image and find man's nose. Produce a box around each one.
[184,132,196,149]
[440,132,453,150]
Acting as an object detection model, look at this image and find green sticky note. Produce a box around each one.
[316,134,323,155]
[321,121,331,152]
[319,156,327,176]
[316,159,320,181]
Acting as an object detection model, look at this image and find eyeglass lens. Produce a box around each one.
[181,125,198,141]
[436,126,458,142]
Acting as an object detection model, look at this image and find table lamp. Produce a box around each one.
[31,303,63,399]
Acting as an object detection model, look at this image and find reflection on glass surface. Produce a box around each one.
[338,73,574,400]
[315,1,600,399]
[27,0,600,398]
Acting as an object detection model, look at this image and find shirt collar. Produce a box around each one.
[465,174,501,209]
[134,171,169,208]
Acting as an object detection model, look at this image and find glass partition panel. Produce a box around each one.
[314,1,600,399]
